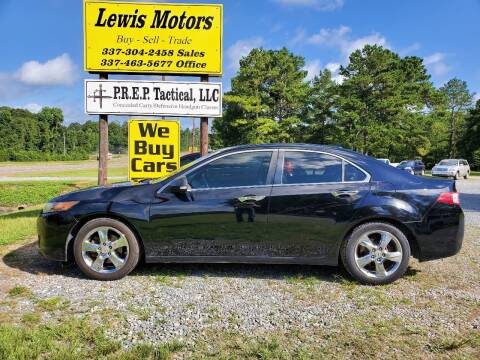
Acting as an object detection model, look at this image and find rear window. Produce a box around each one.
[345,163,367,182]
[282,152,342,184]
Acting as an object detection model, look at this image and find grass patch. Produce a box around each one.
[0,181,94,208]
[11,167,128,179]
[36,297,69,312]
[151,269,187,288]
[7,285,33,298]
[22,312,41,324]
[0,207,41,246]
[0,318,184,360]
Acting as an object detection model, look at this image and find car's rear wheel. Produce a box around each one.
[455,172,460,180]
[464,172,469,180]
[73,218,140,280]
[340,222,410,285]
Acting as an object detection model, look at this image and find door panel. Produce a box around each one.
[145,150,277,259]
[268,150,371,262]
[268,183,370,261]
[147,186,272,257]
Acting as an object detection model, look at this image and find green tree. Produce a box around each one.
[37,107,64,152]
[213,47,309,147]
[336,45,435,160]
[302,69,339,144]
[459,99,480,168]
[438,78,474,158]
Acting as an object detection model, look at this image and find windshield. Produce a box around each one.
[399,161,413,167]
[150,148,226,184]
[438,160,458,166]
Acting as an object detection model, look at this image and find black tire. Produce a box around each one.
[340,222,411,285]
[73,218,140,281]
[464,172,469,180]
[455,172,460,180]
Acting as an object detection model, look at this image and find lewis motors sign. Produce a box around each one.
[85,79,222,117]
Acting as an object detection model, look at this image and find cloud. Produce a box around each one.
[304,60,322,80]
[308,26,389,61]
[15,53,78,86]
[227,37,264,70]
[23,103,43,113]
[424,52,451,76]
[288,28,307,47]
[325,62,345,83]
[399,42,421,56]
[273,0,344,11]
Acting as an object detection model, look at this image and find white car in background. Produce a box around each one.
[377,158,392,166]
[432,159,470,179]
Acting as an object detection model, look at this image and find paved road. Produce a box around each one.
[457,178,480,226]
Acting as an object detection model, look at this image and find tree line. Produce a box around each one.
[0,44,478,168]
[0,106,199,161]
[212,45,480,169]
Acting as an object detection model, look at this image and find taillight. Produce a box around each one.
[437,192,460,206]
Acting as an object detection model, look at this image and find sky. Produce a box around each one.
[0,0,479,128]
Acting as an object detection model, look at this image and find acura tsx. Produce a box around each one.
[37,144,464,285]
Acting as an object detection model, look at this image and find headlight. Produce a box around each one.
[43,201,79,213]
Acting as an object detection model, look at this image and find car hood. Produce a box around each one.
[50,181,140,202]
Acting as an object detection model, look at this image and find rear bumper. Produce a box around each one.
[37,212,77,262]
[408,206,464,262]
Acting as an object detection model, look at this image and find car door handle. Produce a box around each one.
[332,190,359,198]
[237,195,266,202]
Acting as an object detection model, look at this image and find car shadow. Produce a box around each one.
[3,241,420,284]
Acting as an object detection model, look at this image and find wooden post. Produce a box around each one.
[98,73,109,186]
[200,75,209,156]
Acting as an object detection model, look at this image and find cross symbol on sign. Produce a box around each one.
[87,84,113,109]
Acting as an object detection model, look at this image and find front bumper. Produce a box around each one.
[37,212,78,262]
[432,172,456,177]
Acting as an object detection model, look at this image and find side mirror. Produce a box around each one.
[166,176,190,194]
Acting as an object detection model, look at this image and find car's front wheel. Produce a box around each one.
[340,222,411,285]
[73,218,140,280]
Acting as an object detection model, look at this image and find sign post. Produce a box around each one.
[98,72,108,185]
[200,75,209,156]
[84,0,223,184]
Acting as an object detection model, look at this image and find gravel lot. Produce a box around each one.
[1,178,479,357]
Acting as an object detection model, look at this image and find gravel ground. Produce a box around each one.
[0,178,479,357]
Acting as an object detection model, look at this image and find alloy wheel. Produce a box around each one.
[354,230,403,279]
[81,226,129,273]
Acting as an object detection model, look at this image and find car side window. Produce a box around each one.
[282,152,342,184]
[187,151,273,189]
[344,163,367,182]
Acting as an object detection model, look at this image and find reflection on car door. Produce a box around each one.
[146,150,277,260]
[268,150,371,264]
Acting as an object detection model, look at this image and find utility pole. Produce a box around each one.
[63,130,66,156]
[98,72,109,185]
[200,75,209,156]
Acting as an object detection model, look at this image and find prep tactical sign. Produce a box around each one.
[84,1,223,75]
[128,120,180,181]
[85,79,222,117]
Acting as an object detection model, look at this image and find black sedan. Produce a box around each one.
[38,144,464,285]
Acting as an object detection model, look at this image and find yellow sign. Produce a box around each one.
[84,1,223,75]
[128,120,180,181]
